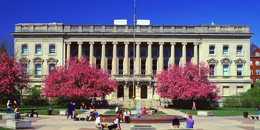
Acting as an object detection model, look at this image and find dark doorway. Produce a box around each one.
[141,85,147,99]
[117,85,124,98]
[129,85,136,99]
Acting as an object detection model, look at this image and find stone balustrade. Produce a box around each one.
[14,23,250,34]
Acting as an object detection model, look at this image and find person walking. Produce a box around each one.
[258,105,260,115]
[67,102,73,119]
[80,102,86,114]
[6,100,11,114]
[72,102,76,118]
[192,101,196,111]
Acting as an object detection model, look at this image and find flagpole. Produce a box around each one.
[132,0,136,105]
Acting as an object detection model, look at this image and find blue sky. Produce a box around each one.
[0,0,260,52]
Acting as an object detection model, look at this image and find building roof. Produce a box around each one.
[250,43,259,57]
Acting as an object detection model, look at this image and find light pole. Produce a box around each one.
[132,0,136,108]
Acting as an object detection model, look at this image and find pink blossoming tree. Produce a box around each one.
[0,53,29,94]
[43,57,117,99]
[156,62,220,101]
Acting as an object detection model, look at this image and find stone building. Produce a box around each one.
[12,23,253,107]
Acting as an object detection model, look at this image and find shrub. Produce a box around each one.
[223,96,241,107]
[21,87,49,106]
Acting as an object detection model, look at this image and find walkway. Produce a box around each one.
[0,108,257,130]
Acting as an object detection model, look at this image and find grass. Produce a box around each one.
[0,127,12,130]
[174,107,259,116]
[0,105,83,115]
[104,108,166,114]
[0,115,2,120]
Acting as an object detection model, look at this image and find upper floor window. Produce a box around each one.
[250,61,253,66]
[237,65,242,76]
[35,64,42,75]
[175,49,181,57]
[209,46,215,54]
[107,47,112,57]
[223,46,229,55]
[49,45,55,54]
[251,69,253,75]
[237,46,242,55]
[129,48,134,57]
[95,48,101,57]
[22,45,28,54]
[49,64,55,74]
[35,45,41,54]
[141,48,147,57]
[256,69,260,75]
[163,48,169,57]
[186,48,192,57]
[152,48,158,57]
[223,65,229,76]
[84,48,89,56]
[210,65,215,76]
[256,61,259,66]
[118,48,124,57]
[256,52,259,56]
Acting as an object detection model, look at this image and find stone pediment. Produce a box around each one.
[19,57,30,63]
[234,58,246,64]
[46,57,58,64]
[32,57,44,63]
[207,58,218,64]
[220,58,232,64]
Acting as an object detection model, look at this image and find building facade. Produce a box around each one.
[12,23,253,107]
[250,43,260,85]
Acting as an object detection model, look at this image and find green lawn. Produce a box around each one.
[0,105,83,115]
[0,127,12,130]
[0,115,2,120]
[174,107,259,116]
[104,108,166,114]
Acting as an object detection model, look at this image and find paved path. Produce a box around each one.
[0,108,257,130]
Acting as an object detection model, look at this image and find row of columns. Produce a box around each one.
[65,41,199,74]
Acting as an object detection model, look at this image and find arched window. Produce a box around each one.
[256,61,259,66]
[22,45,28,54]
[256,52,259,56]
[250,61,253,66]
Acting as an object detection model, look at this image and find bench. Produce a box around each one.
[2,114,15,120]
[197,111,213,116]
[6,119,31,129]
[130,125,156,130]
[59,110,68,115]
[250,115,259,120]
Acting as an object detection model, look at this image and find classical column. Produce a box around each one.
[78,41,83,59]
[66,42,71,60]
[135,82,141,99]
[135,42,141,75]
[158,42,164,72]
[182,42,187,66]
[124,82,129,100]
[89,41,94,65]
[147,42,153,75]
[193,42,199,65]
[123,42,129,75]
[147,82,153,99]
[112,41,118,75]
[170,42,176,65]
[101,41,106,69]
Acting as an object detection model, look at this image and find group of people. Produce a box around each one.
[141,107,158,115]
[6,100,38,118]
[95,114,121,130]
[172,111,194,128]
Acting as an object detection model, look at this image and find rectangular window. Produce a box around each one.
[236,86,243,95]
[237,65,242,76]
[152,48,158,57]
[223,65,229,76]
[209,46,215,54]
[35,45,41,54]
[141,49,147,57]
[163,49,169,57]
[223,46,228,55]
[175,49,180,57]
[210,65,215,76]
[237,46,242,55]
[49,45,55,54]
[256,69,259,75]
[35,64,42,75]
[251,69,253,75]
[223,86,230,96]
[49,64,55,74]
[22,45,28,54]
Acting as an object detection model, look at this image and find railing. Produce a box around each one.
[14,23,251,34]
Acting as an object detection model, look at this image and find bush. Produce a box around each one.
[21,87,49,106]
[170,99,211,109]
[223,96,241,107]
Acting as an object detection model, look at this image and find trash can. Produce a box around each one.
[47,110,52,115]
[243,112,248,118]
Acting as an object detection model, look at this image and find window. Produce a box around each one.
[95,48,101,57]
[152,48,158,57]
[209,46,215,54]
[107,48,112,57]
[223,46,229,55]
[223,65,229,76]
[186,48,192,57]
[210,65,215,76]
[49,45,55,54]
[256,61,259,66]
[141,48,147,57]
[256,52,259,56]
[22,45,28,54]
[256,69,259,75]
[49,64,55,74]
[251,69,253,75]
[163,59,168,70]
[118,48,124,57]
[129,48,134,57]
[237,65,242,76]
[236,86,243,95]
[163,48,169,57]
[223,86,230,96]
[21,64,28,74]
[175,49,180,57]
[35,64,42,75]
[35,45,41,54]
[250,61,253,66]
[175,59,180,66]
[84,48,89,56]
[237,46,242,55]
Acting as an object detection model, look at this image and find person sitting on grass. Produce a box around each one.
[183,111,189,120]
[108,115,120,130]
[32,107,38,117]
[95,114,105,129]
[172,116,180,128]
[186,114,194,128]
